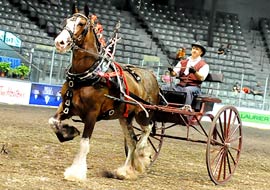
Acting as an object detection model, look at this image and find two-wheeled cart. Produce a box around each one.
[133,73,243,185]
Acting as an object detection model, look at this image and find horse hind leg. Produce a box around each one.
[115,117,138,180]
[115,117,152,179]
[133,123,153,172]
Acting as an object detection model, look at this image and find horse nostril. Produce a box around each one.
[55,40,65,48]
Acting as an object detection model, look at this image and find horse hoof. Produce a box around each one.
[115,166,138,180]
[64,165,87,181]
[56,124,80,142]
[48,117,59,132]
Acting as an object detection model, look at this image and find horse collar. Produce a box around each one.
[63,58,109,115]
[66,59,102,88]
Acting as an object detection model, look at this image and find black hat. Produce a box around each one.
[191,41,206,57]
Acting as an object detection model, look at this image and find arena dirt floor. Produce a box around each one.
[0,103,269,190]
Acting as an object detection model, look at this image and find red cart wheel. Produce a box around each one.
[206,105,243,185]
[125,122,165,166]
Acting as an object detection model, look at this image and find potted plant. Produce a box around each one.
[16,64,30,79]
[0,62,11,77]
[8,67,19,78]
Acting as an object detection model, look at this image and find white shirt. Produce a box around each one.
[173,56,209,80]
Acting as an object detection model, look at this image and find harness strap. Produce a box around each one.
[63,88,73,115]
[114,62,129,117]
[98,71,119,78]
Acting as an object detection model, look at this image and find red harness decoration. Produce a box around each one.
[98,62,130,117]
[91,15,106,47]
[91,15,128,117]
[114,62,130,117]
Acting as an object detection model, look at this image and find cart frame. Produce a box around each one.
[131,73,243,185]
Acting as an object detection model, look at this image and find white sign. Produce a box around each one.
[4,32,22,48]
[0,79,31,105]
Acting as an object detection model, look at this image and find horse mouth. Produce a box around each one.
[55,40,72,53]
[56,47,67,53]
[55,45,70,53]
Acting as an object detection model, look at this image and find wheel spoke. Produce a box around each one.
[148,137,159,153]
[231,111,238,127]
[226,152,232,175]
[229,145,241,152]
[207,106,242,185]
[228,148,237,165]
[226,109,233,139]
[150,134,163,141]
[210,138,224,146]
[223,110,227,139]
[215,125,225,144]
[218,117,225,140]
[211,147,223,174]
[223,151,227,180]
[216,149,225,180]
[210,144,223,155]
[229,123,241,139]
[228,135,242,144]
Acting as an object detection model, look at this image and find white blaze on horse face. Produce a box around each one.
[55,29,72,53]
[55,16,87,53]
[55,18,77,53]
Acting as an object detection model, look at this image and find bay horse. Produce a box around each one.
[48,4,160,181]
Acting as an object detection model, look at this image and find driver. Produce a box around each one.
[162,41,209,106]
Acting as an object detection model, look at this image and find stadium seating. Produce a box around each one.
[0,0,269,110]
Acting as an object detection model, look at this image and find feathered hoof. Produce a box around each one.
[134,145,152,171]
[64,165,87,181]
[115,166,138,180]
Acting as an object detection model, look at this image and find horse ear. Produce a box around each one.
[84,4,89,17]
[72,3,78,14]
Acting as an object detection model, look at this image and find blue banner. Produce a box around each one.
[29,83,62,107]
[0,56,21,68]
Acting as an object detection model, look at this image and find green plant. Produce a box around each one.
[9,67,20,77]
[16,64,30,77]
[0,62,11,73]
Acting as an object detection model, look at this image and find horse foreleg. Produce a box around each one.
[64,117,95,181]
[48,103,80,142]
[115,118,138,180]
[64,138,89,181]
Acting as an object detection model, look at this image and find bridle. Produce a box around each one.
[62,13,90,47]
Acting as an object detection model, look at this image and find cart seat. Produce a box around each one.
[162,90,186,105]
[205,73,224,83]
[195,95,221,103]
[161,91,222,105]
[193,95,221,112]
[161,73,223,108]
[192,73,223,112]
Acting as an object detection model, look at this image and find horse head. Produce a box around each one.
[55,4,99,73]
